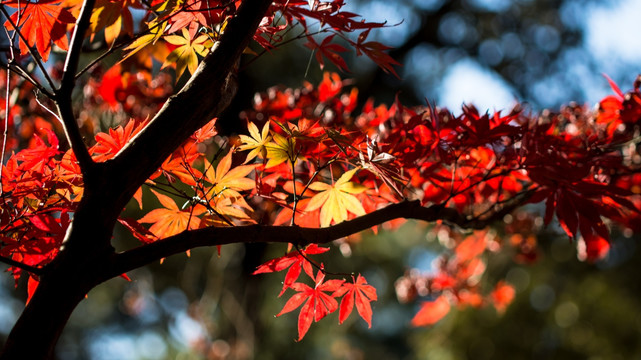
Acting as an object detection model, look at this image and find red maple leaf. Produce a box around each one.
[4,0,76,62]
[276,269,344,341]
[335,274,377,327]
[304,34,349,72]
[351,29,401,78]
[253,244,329,296]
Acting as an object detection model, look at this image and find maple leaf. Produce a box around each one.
[335,274,377,327]
[117,218,157,244]
[14,129,59,172]
[4,0,76,61]
[122,20,165,62]
[91,120,147,162]
[199,151,256,221]
[253,244,329,295]
[265,132,297,168]
[202,150,256,198]
[162,28,212,79]
[238,121,271,163]
[192,119,218,143]
[411,295,451,327]
[138,189,204,238]
[352,30,401,78]
[164,0,211,36]
[89,0,136,45]
[277,269,344,341]
[304,34,349,72]
[306,168,367,227]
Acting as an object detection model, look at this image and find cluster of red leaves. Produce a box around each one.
[2,69,641,333]
[253,244,376,340]
[0,115,220,301]
[238,73,641,332]
[2,0,398,83]
[395,230,517,326]
[4,0,641,343]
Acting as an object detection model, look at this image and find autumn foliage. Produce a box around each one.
[1,0,641,354]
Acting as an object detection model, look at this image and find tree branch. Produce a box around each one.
[0,61,54,98]
[102,0,273,211]
[52,0,97,175]
[60,0,96,93]
[0,255,43,276]
[109,200,495,277]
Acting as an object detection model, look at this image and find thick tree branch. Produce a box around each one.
[109,200,494,277]
[103,0,273,211]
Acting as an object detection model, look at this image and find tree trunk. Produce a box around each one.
[0,194,116,360]
[0,1,273,357]
[0,266,94,359]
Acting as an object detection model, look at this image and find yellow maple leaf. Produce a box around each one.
[89,0,136,45]
[265,132,296,168]
[162,28,211,79]
[238,121,271,163]
[305,168,367,227]
[122,19,165,62]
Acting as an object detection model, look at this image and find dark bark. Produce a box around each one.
[0,0,273,358]
[0,196,116,359]
[0,1,537,357]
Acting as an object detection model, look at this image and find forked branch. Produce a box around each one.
[103,0,273,211]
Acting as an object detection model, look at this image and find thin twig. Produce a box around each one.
[34,91,62,123]
[0,255,43,275]
[1,64,9,196]
[290,159,298,226]
[1,61,54,98]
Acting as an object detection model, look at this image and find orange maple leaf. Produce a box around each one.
[4,0,76,62]
[199,150,256,221]
[138,189,204,238]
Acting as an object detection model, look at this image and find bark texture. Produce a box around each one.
[0,1,272,358]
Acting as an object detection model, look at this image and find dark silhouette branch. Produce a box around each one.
[0,255,43,275]
[54,99,95,176]
[109,200,510,277]
[60,0,96,93]
[0,61,54,97]
[103,0,273,212]
[55,0,97,174]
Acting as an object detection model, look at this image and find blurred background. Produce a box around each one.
[2,0,641,359]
